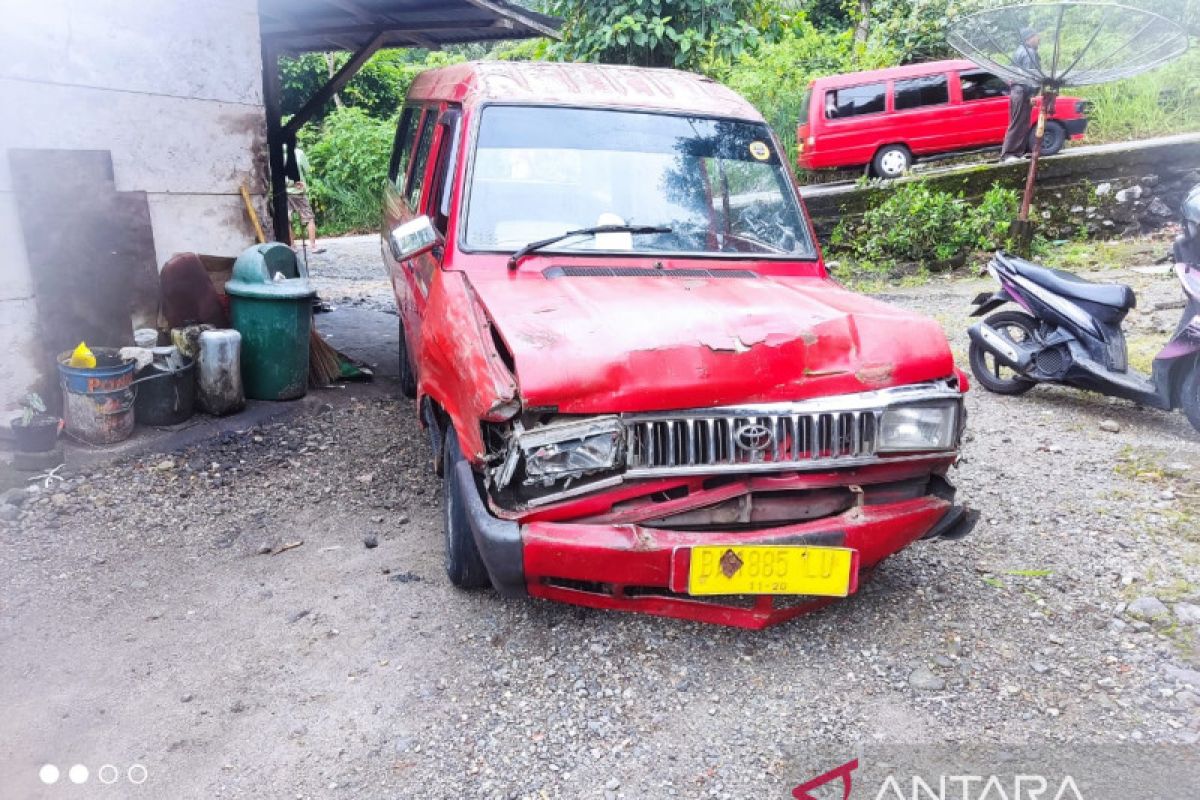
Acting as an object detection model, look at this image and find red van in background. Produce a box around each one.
[797,59,1090,178]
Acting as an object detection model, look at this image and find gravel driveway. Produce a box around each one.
[2,236,1198,799]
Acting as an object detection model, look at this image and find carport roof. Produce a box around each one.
[258,0,559,54]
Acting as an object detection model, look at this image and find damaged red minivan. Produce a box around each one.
[382,62,974,628]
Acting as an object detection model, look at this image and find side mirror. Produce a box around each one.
[389,216,442,262]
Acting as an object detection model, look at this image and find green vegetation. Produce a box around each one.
[829,182,1018,278]
[281,1,1198,236]
[297,108,395,236]
[1076,49,1200,144]
[544,0,788,70]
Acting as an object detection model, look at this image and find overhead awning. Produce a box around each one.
[259,0,559,54]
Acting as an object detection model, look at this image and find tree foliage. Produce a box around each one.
[545,0,791,70]
[280,49,465,122]
[296,107,396,235]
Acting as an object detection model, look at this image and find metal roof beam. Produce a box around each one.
[460,0,559,38]
[283,30,387,136]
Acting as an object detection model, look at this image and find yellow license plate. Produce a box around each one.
[687,545,855,596]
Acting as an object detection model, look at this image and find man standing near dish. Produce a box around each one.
[1000,27,1042,163]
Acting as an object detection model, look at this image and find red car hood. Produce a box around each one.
[464,269,955,414]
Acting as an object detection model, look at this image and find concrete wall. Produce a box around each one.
[0,0,268,412]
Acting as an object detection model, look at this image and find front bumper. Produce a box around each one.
[1062,117,1088,138]
[455,461,974,629]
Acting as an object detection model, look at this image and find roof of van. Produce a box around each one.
[808,59,982,89]
[407,61,764,120]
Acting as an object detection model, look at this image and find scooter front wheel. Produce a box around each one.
[969,310,1039,395]
[1181,364,1200,434]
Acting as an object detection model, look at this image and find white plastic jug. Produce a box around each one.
[197,329,245,415]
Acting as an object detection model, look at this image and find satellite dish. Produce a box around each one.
[947,2,1188,242]
[947,1,1189,89]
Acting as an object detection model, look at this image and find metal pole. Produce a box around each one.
[1018,91,1049,223]
[260,40,290,244]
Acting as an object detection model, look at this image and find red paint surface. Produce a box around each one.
[796,59,1088,171]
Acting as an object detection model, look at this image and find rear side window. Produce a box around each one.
[960,70,1009,101]
[406,110,438,209]
[826,84,885,119]
[388,106,418,184]
[895,75,949,110]
[798,89,812,124]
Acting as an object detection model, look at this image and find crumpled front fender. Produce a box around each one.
[419,270,520,462]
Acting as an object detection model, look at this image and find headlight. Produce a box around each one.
[878,401,960,452]
[518,416,624,485]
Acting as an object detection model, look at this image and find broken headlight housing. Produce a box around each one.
[877,401,961,452]
[496,416,625,488]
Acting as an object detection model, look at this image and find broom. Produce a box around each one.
[240,183,342,389]
[309,318,341,388]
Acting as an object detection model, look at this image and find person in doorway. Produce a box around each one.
[287,146,325,254]
[1000,27,1042,163]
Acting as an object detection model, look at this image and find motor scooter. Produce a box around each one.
[967,183,1200,433]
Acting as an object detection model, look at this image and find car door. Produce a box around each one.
[819,82,889,168]
[891,73,952,155]
[384,105,441,363]
[956,69,1011,148]
[384,104,423,331]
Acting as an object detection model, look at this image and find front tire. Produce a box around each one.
[871,144,912,179]
[1031,120,1066,156]
[1180,364,1200,434]
[969,310,1039,395]
[442,427,491,590]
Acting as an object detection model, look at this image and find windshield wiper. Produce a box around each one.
[506,224,673,271]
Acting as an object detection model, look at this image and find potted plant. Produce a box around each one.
[10,393,59,453]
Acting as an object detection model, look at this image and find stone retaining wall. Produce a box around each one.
[800,133,1200,243]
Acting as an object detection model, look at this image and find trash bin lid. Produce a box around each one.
[225,276,316,300]
[231,242,309,285]
[228,242,315,299]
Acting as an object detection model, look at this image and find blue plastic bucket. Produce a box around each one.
[57,349,136,444]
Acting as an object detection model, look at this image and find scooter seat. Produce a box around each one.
[1005,255,1136,309]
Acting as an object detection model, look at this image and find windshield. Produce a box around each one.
[463,105,817,259]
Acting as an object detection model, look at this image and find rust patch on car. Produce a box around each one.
[856,363,895,384]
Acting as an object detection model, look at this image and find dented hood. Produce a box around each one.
[465,269,955,414]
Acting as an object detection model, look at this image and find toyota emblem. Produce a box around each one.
[734,422,774,453]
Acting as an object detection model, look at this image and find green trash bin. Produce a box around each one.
[225,244,316,401]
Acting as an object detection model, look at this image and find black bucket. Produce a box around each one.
[133,357,196,426]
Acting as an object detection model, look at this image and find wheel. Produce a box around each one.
[969,310,1039,395]
[1031,120,1066,156]
[1181,363,1200,434]
[398,317,417,399]
[442,427,491,590]
[871,145,911,179]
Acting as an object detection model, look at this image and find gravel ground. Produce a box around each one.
[2,236,1199,799]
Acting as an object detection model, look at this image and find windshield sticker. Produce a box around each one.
[748,141,770,161]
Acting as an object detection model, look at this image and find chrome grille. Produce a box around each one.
[624,410,880,476]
